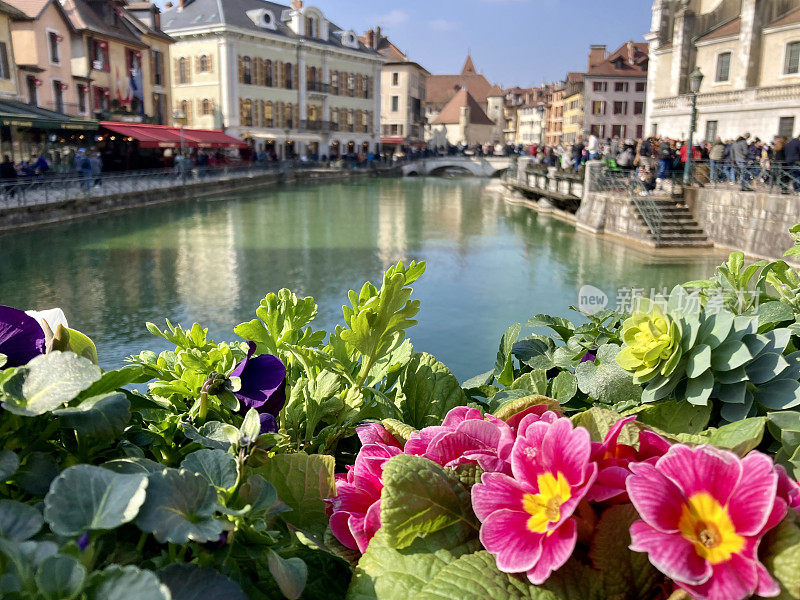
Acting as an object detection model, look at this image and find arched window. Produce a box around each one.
[263,101,273,127]
[178,57,189,84]
[198,55,210,72]
[284,62,293,89]
[242,56,252,85]
[331,71,339,94]
[242,98,253,126]
[179,99,191,124]
[306,16,317,38]
[283,102,293,128]
[308,66,317,90]
[264,60,273,86]
[201,99,213,115]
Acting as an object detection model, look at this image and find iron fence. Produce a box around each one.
[689,161,800,194]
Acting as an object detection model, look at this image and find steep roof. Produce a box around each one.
[461,54,476,75]
[163,0,378,55]
[586,41,648,78]
[359,31,406,60]
[768,6,800,28]
[61,0,149,45]
[425,54,500,108]
[432,88,494,126]
[696,17,741,42]
[2,0,48,18]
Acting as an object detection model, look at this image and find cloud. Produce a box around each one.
[369,9,409,27]
[428,19,456,31]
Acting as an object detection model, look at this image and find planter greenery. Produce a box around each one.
[1,235,800,600]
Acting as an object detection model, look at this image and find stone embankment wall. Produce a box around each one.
[575,190,657,247]
[684,187,799,262]
[0,169,377,233]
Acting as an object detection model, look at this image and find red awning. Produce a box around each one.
[100,122,246,150]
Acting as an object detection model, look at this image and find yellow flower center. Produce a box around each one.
[522,472,572,533]
[678,492,745,564]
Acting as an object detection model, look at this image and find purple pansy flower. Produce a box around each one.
[230,341,287,433]
[77,532,90,552]
[0,305,46,367]
[579,349,597,364]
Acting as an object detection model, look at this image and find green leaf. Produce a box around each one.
[85,565,170,600]
[64,327,99,365]
[706,417,767,455]
[575,345,641,406]
[0,450,19,480]
[346,524,480,600]
[710,340,752,372]
[0,499,43,541]
[78,366,150,400]
[396,353,469,429]
[685,370,714,406]
[571,407,637,445]
[158,564,247,600]
[180,449,237,490]
[685,344,711,378]
[256,453,335,539]
[14,452,59,496]
[54,392,131,441]
[35,554,86,600]
[234,474,285,516]
[758,379,800,410]
[494,324,522,386]
[1,351,102,416]
[134,468,224,543]
[44,465,148,537]
[631,400,711,435]
[181,421,240,450]
[526,315,575,341]
[589,505,661,600]
[380,455,477,549]
[510,371,548,395]
[381,419,418,446]
[239,408,261,443]
[760,513,800,600]
[550,371,578,404]
[268,551,308,600]
[757,301,795,331]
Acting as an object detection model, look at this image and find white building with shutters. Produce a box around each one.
[163,0,385,158]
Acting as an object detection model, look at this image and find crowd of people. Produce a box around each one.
[519,131,800,193]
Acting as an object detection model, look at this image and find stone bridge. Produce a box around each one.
[401,156,512,177]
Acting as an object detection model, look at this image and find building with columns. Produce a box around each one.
[646,0,800,142]
[162,0,384,158]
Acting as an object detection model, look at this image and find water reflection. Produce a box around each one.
[0,178,726,379]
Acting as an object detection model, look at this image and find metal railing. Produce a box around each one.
[299,120,332,132]
[592,168,664,242]
[690,160,800,194]
[306,81,330,93]
[0,161,393,211]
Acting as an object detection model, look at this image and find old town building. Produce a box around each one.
[0,1,20,102]
[424,55,503,144]
[361,27,428,154]
[562,72,584,145]
[545,80,565,146]
[428,87,495,148]
[583,41,648,141]
[163,0,384,158]
[646,0,800,141]
[502,86,537,143]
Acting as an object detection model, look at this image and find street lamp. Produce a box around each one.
[537,103,546,147]
[172,109,186,155]
[683,67,704,185]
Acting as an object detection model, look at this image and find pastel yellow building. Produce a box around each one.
[562,73,584,145]
[163,0,385,158]
[0,1,21,100]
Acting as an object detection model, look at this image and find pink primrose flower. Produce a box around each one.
[471,416,597,585]
[627,445,787,600]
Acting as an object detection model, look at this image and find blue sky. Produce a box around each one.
[155,0,653,87]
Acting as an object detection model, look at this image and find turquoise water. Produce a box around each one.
[0,178,725,380]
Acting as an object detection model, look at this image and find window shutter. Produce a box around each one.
[150,51,156,85]
[238,55,243,84]
[254,58,260,86]
[276,61,282,88]
[195,56,200,73]
[294,104,299,126]
[173,58,180,84]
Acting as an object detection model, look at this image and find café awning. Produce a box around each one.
[0,100,98,130]
[100,122,247,149]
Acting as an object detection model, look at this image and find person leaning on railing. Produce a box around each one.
[786,134,800,193]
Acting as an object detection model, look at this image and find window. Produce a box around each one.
[91,40,110,72]
[241,98,253,126]
[614,82,628,93]
[591,100,605,115]
[613,101,627,115]
[635,82,646,92]
[153,92,165,124]
[77,84,87,114]
[611,124,624,138]
[592,81,607,92]
[94,86,110,111]
[390,124,403,136]
[306,16,318,38]
[633,101,644,115]
[178,57,189,84]
[283,102,293,128]
[201,99,213,115]
[590,124,605,137]
[391,72,399,86]
[705,120,719,142]
[262,101,273,127]
[715,52,731,82]
[242,56,252,85]
[785,42,800,75]
[779,116,795,139]
[347,73,355,96]
[48,31,60,64]
[0,42,9,80]
[284,62,293,89]
[636,124,643,139]
[53,80,64,113]
[26,76,38,106]
[264,60,273,86]
[331,71,339,94]
[199,54,210,73]
[152,50,163,86]
[391,96,399,112]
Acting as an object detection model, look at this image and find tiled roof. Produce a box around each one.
[61,0,148,45]
[358,32,406,60]
[3,0,47,18]
[769,6,800,28]
[696,17,741,43]
[586,41,648,77]
[163,0,378,55]
[432,88,494,126]
[0,0,27,17]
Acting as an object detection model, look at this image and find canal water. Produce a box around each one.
[1,178,725,381]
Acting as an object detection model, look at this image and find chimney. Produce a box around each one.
[375,26,381,49]
[291,0,303,9]
[627,40,635,65]
[588,44,606,69]
[365,29,375,49]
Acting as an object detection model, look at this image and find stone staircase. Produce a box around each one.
[633,195,712,248]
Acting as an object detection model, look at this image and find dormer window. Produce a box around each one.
[341,31,359,49]
[614,58,624,70]
[246,8,277,30]
[306,16,317,38]
[262,11,274,28]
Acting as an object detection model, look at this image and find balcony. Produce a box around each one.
[299,119,332,132]
[306,81,330,94]
[652,83,800,111]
